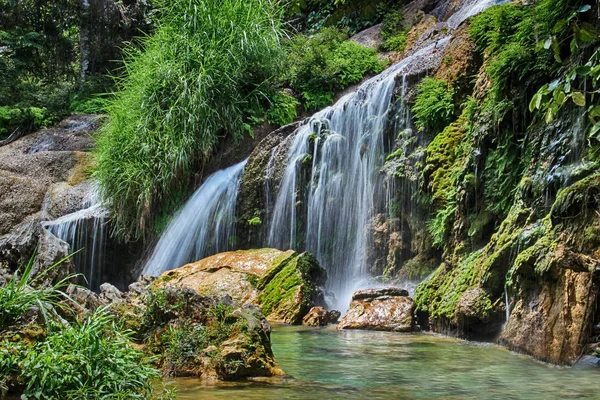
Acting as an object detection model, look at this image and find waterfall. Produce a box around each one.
[266,40,450,310]
[44,187,107,290]
[142,159,247,276]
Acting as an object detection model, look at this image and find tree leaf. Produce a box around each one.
[577,4,591,12]
[590,121,600,137]
[543,36,552,50]
[545,107,554,123]
[576,66,592,76]
[572,91,586,106]
[529,93,539,112]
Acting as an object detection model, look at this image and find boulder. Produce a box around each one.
[302,307,342,326]
[156,249,327,325]
[338,287,416,332]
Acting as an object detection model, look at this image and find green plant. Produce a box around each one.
[0,254,76,330]
[412,77,455,133]
[20,307,164,399]
[266,91,299,126]
[284,28,385,111]
[94,0,284,240]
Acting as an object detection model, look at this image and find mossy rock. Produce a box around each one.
[258,251,327,324]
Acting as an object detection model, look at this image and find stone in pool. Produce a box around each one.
[337,287,415,332]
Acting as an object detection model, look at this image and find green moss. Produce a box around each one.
[257,252,321,323]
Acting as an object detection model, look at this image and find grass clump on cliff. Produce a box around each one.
[94,0,284,240]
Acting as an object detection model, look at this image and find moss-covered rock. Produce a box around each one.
[156,249,327,325]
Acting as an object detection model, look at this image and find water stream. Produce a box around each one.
[142,160,247,276]
[175,325,600,399]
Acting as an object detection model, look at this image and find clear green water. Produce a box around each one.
[175,325,599,399]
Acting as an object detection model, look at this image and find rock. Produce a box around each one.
[32,229,75,286]
[99,282,125,304]
[302,307,330,326]
[328,309,341,323]
[110,285,283,380]
[338,288,416,332]
[156,249,327,325]
[574,355,600,368]
[352,287,409,300]
[350,24,383,50]
[128,275,155,296]
[0,221,41,271]
[66,284,101,311]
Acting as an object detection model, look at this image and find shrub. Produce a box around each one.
[266,91,299,126]
[93,0,284,240]
[412,77,455,133]
[285,28,385,110]
[20,308,162,400]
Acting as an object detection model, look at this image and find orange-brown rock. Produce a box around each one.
[338,288,415,332]
[156,248,296,306]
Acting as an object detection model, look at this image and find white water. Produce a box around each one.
[446,0,508,29]
[142,160,247,276]
[44,186,107,289]
[266,40,450,310]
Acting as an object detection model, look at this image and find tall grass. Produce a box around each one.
[0,253,76,330]
[94,0,284,240]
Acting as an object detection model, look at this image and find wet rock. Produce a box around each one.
[302,307,330,326]
[0,221,41,271]
[328,309,341,324]
[352,287,409,300]
[338,288,415,332]
[574,355,600,368]
[156,249,327,325]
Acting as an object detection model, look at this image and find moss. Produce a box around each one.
[551,173,600,219]
[257,252,322,323]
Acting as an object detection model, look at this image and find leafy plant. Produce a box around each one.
[20,307,163,400]
[94,0,284,240]
[0,254,75,330]
[266,91,299,126]
[412,77,455,133]
[284,28,385,111]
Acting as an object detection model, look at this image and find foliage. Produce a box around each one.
[469,0,578,101]
[266,91,300,126]
[284,28,385,110]
[285,0,389,35]
[0,255,74,330]
[20,308,161,400]
[94,0,284,240]
[412,77,455,133]
[529,5,599,135]
[380,9,408,52]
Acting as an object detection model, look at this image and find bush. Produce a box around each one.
[285,28,385,110]
[266,91,299,126]
[20,308,162,400]
[94,0,284,240]
[412,77,455,133]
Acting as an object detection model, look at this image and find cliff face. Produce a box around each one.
[236,0,600,364]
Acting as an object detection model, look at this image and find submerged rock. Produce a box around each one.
[156,248,327,324]
[338,287,416,332]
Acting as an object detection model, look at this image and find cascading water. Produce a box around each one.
[266,40,449,310]
[142,159,247,276]
[44,186,107,290]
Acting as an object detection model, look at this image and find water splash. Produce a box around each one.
[44,186,107,290]
[142,159,248,276]
[446,0,508,29]
[266,40,449,310]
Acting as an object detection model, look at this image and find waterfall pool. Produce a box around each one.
[174,325,599,399]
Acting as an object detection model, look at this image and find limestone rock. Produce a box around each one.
[338,287,415,332]
[99,282,125,304]
[156,249,327,325]
[302,306,330,326]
